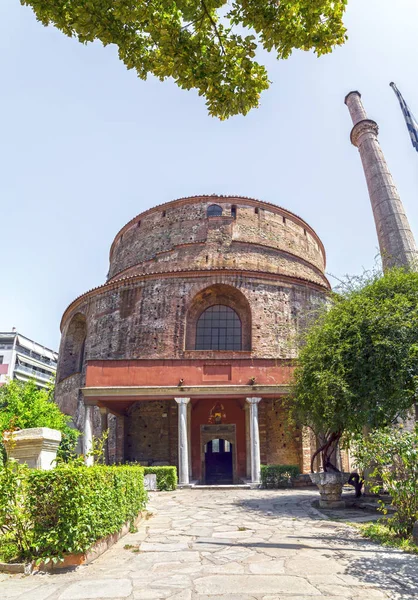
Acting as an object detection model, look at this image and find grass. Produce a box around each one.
[357,521,418,554]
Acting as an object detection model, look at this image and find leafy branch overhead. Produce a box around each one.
[20,0,348,119]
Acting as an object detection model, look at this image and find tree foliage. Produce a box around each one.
[353,426,418,537]
[0,380,78,462]
[20,0,348,119]
[292,268,418,471]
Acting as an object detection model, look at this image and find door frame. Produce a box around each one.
[200,424,238,484]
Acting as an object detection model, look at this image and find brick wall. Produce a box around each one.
[262,399,301,469]
[108,197,326,284]
[125,400,172,465]
[56,195,329,469]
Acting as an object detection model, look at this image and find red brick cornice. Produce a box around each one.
[108,195,327,266]
[60,268,330,331]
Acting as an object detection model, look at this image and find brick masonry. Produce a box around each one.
[55,196,330,476]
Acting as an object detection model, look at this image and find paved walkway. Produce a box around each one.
[1,489,418,600]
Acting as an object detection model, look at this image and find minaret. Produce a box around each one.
[345,91,418,271]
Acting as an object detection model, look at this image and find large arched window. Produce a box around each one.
[196,305,242,350]
[186,284,251,351]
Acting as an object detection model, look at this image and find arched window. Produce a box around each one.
[196,305,242,350]
[59,313,87,381]
[207,204,223,217]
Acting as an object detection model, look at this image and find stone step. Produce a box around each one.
[190,484,251,490]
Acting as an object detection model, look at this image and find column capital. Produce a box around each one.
[350,119,379,147]
[246,397,262,405]
[99,406,108,415]
[175,397,191,405]
[84,399,98,407]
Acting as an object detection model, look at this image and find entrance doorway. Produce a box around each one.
[200,424,237,484]
[204,439,233,484]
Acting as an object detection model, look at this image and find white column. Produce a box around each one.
[175,397,191,485]
[84,404,94,466]
[246,397,262,484]
[99,407,109,465]
[244,404,251,478]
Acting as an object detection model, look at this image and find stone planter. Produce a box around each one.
[309,472,349,509]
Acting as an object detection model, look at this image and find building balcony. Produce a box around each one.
[14,363,55,381]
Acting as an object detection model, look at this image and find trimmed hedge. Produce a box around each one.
[0,463,147,561]
[261,464,300,489]
[144,466,177,491]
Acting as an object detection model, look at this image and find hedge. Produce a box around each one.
[261,464,300,488]
[0,463,147,561]
[143,466,177,491]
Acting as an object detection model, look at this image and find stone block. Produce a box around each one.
[3,427,61,470]
[144,474,158,491]
[413,521,418,545]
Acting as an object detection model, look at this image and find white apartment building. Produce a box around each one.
[0,330,58,388]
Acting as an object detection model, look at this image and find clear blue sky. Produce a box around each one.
[1,0,418,351]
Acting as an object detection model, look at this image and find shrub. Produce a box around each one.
[0,463,147,561]
[353,426,418,538]
[0,461,32,561]
[144,466,177,491]
[261,464,300,488]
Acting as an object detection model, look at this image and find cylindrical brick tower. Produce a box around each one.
[345,91,418,271]
[55,195,330,482]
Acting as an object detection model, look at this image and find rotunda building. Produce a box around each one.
[56,195,330,484]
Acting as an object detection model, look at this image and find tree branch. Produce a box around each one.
[200,0,225,55]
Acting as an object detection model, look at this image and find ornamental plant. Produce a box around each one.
[260,464,300,488]
[20,0,348,119]
[0,460,32,562]
[292,268,418,472]
[353,426,418,537]
[143,466,177,491]
[0,462,147,562]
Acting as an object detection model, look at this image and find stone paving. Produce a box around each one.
[1,489,418,600]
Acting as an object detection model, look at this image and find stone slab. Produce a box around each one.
[59,579,132,599]
[194,575,319,595]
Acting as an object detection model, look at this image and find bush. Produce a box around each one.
[353,426,418,538]
[261,464,300,488]
[0,462,32,561]
[0,462,147,561]
[144,466,177,491]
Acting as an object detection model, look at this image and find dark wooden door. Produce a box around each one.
[205,439,233,484]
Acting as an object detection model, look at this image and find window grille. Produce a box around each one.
[195,305,242,350]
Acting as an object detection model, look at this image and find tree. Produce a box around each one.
[0,380,78,462]
[292,268,418,473]
[20,0,347,119]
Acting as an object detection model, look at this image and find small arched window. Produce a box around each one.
[207,204,223,217]
[196,305,242,350]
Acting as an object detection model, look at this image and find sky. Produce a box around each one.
[1,0,418,351]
